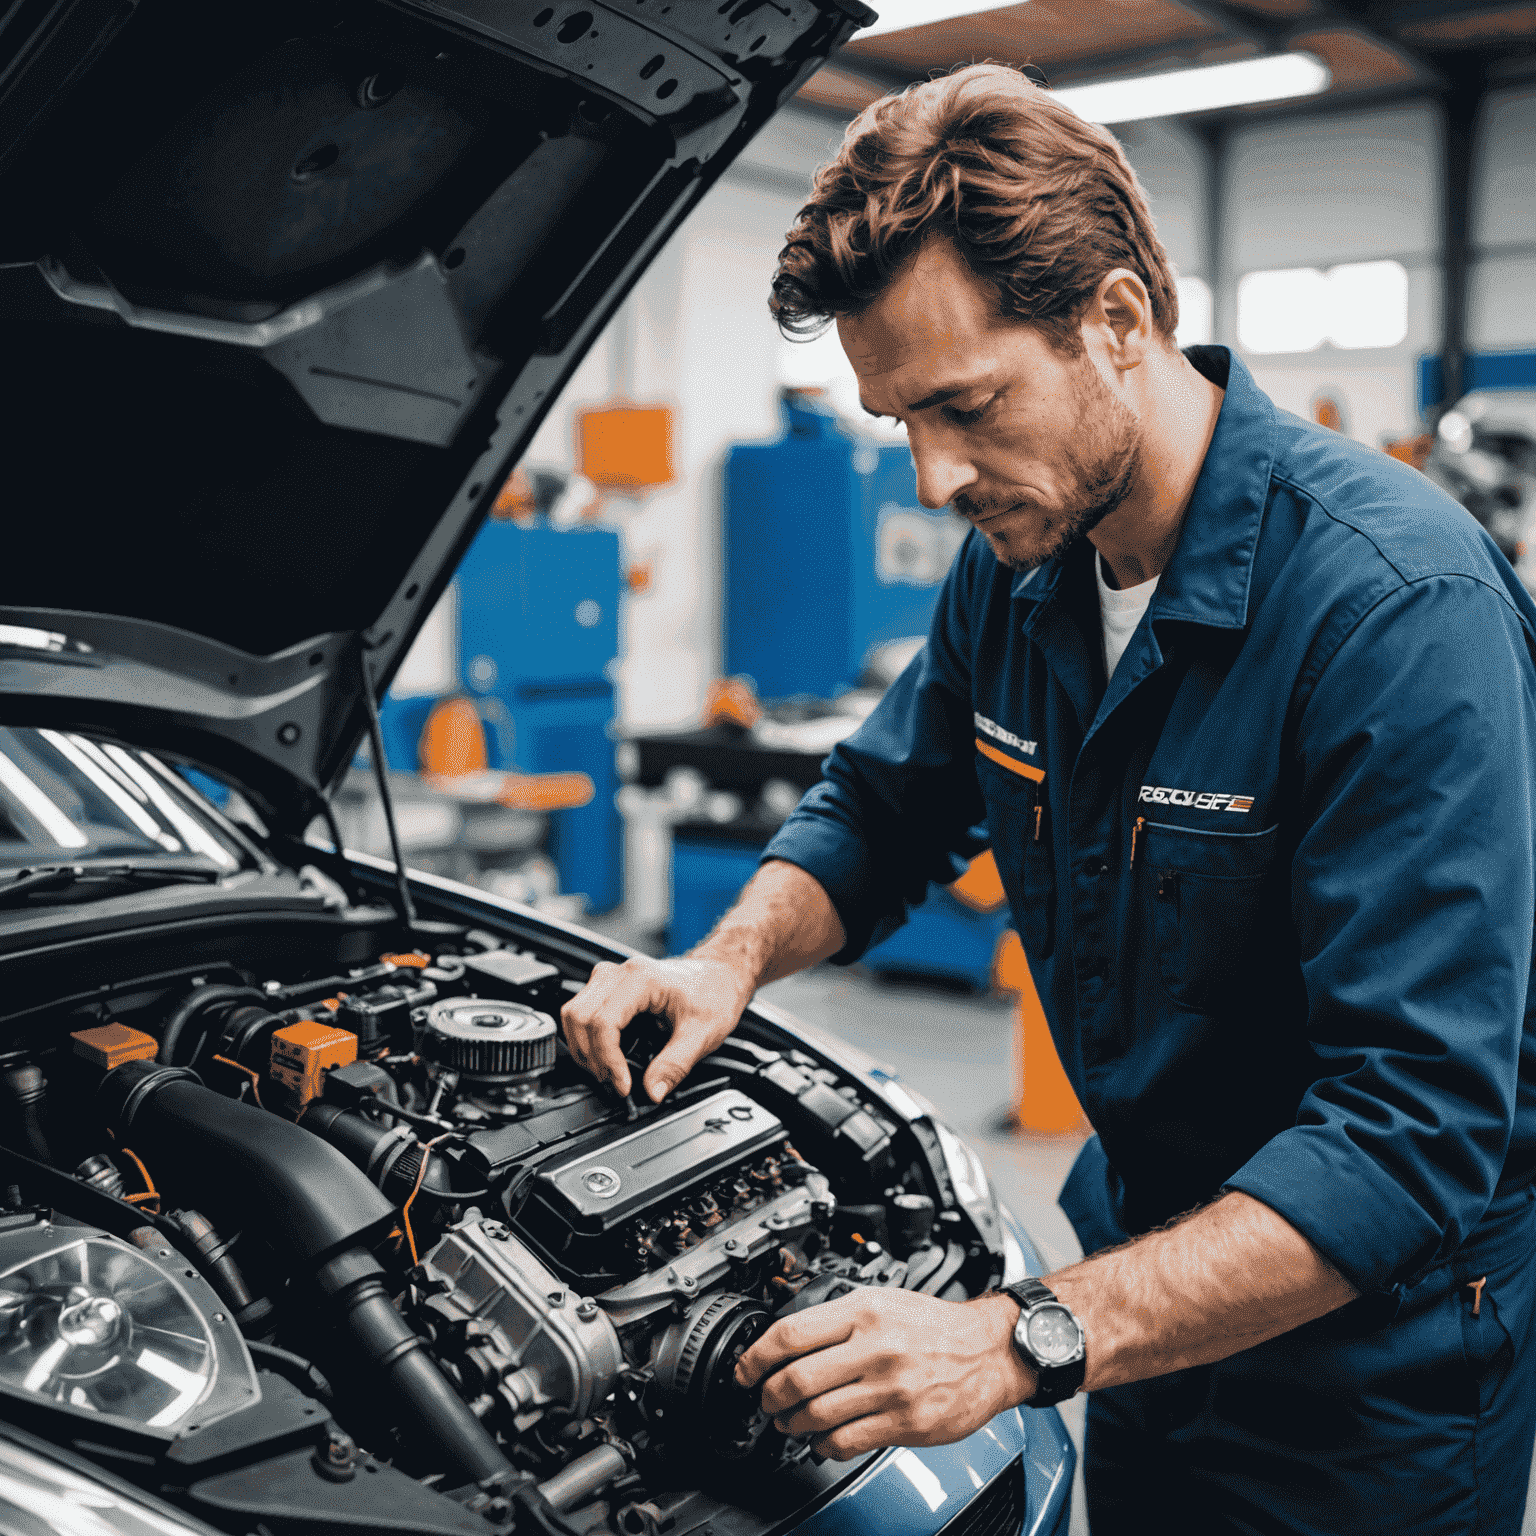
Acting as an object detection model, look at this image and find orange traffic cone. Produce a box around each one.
[994,931,1088,1135]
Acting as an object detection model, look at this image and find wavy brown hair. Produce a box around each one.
[770,63,1179,352]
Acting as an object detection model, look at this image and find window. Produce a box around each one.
[1237,260,1409,355]
[1175,276,1213,348]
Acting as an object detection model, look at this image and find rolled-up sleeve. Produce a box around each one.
[762,535,990,964]
[1223,573,1536,1294]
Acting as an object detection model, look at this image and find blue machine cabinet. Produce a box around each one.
[458,521,622,912]
[1418,347,1536,414]
[381,520,624,913]
[711,396,988,984]
[723,395,966,698]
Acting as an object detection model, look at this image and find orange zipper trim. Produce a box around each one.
[1130,815,1145,868]
[974,738,1045,783]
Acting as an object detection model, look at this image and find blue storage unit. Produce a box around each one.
[378,520,624,912]
[459,521,623,913]
[377,695,436,776]
[670,835,763,958]
[723,395,967,699]
[670,828,1008,990]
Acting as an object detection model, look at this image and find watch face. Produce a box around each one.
[1024,1304,1082,1365]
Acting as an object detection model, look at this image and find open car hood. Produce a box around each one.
[0,0,869,835]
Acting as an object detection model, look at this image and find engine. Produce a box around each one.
[0,927,1004,1536]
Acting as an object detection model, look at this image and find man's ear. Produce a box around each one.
[1083,267,1154,373]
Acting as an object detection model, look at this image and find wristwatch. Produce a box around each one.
[1000,1279,1086,1407]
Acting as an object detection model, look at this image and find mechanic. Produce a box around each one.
[563,63,1536,1534]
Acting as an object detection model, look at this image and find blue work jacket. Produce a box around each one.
[765,346,1536,1297]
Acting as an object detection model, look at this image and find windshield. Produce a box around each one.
[0,728,250,874]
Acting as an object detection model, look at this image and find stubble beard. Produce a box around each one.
[957,361,1145,572]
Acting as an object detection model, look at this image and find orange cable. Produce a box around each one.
[400,1132,455,1267]
[212,1054,263,1108]
[120,1147,159,1211]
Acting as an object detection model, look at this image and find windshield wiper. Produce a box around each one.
[0,863,223,910]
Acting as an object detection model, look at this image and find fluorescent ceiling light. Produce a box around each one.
[859,0,1025,40]
[1055,52,1330,124]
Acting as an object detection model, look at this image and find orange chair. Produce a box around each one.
[418,697,488,777]
[418,698,595,812]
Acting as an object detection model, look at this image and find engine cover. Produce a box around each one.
[510,1088,789,1287]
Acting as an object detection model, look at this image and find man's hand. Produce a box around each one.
[561,954,753,1103]
[733,1289,1035,1461]
[562,862,845,1104]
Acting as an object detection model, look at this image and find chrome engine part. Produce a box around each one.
[421,998,558,1081]
[597,1170,836,1330]
[414,1217,623,1432]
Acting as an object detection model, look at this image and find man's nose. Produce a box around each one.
[909,433,978,511]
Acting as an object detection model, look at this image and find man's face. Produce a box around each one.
[838,238,1143,571]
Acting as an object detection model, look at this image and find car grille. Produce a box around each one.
[936,1454,1026,1536]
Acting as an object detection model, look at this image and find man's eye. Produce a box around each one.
[946,399,991,426]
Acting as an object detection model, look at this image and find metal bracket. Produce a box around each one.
[38,252,494,447]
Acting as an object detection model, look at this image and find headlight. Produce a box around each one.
[932,1121,1003,1249]
[860,1065,1006,1251]
[0,1223,258,1433]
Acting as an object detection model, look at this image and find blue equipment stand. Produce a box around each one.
[380,520,624,913]
[711,395,982,984]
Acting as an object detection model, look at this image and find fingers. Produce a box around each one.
[562,954,750,1101]
[771,1380,887,1437]
[735,1299,858,1389]
[758,1341,863,1417]
[812,1412,907,1462]
[642,1017,726,1103]
[561,959,655,1096]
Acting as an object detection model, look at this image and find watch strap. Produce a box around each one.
[1005,1278,1057,1310]
[1001,1280,1086,1409]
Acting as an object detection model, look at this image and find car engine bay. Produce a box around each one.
[0,903,1008,1536]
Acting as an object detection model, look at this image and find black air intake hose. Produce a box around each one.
[0,1064,51,1164]
[157,984,269,1066]
[100,1060,394,1262]
[301,1103,487,1206]
[98,1061,514,1486]
[314,1247,513,1486]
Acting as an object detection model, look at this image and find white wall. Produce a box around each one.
[1208,87,1534,444]
[1470,85,1536,350]
[1114,117,1212,282]
[1219,101,1440,447]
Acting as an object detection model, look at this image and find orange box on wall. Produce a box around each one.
[577,404,674,490]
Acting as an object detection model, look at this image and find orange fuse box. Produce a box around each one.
[269,1020,357,1106]
[71,1023,160,1070]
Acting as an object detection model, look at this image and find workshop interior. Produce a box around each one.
[0,0,1533,1533]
